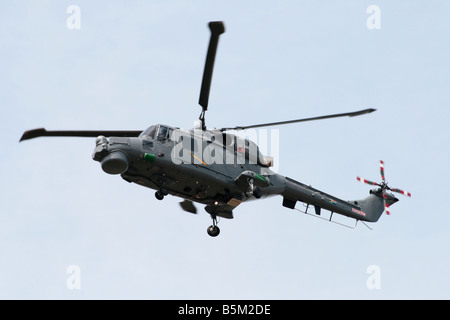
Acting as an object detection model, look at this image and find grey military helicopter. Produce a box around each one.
[20,21,411,237]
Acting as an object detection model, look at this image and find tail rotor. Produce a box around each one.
[357,160,411,215]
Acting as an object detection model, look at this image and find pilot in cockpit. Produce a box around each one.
[157,126,168,141]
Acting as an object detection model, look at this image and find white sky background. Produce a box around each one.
[1,1,449,299]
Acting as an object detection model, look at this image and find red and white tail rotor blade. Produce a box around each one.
[356,176,379,186]
[390,188,412,197]
[357,160,411,216]
[379,160,385,182]
[382,193,391,215]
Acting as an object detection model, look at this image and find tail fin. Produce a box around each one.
[355,189,399,222]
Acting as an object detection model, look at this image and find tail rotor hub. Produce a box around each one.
[357,160,411,215]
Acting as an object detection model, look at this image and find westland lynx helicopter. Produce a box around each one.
[20,21,411,237]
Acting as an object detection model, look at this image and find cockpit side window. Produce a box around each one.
[142,140,153,150]
[141,125,157,139]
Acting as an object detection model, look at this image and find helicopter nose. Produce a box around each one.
[101,151,129,174]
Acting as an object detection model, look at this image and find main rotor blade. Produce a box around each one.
[20,128,142,142]
[198,21,225,111]
[220,108,376,131]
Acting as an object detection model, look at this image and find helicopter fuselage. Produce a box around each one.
[92,124,390,223]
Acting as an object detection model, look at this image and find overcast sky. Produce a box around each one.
[1,1,449,299]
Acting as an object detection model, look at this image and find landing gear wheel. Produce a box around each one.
[207,225,220,237]
[253,186,262,199]
[207,213,220,237]
[159,187,169,196]
[155,191,164,200]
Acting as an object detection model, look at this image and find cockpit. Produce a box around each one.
[140,124,175,141]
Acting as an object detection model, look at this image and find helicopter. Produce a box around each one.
[20,21,411,237]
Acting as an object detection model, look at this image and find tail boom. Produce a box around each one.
[281,176,391,223]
